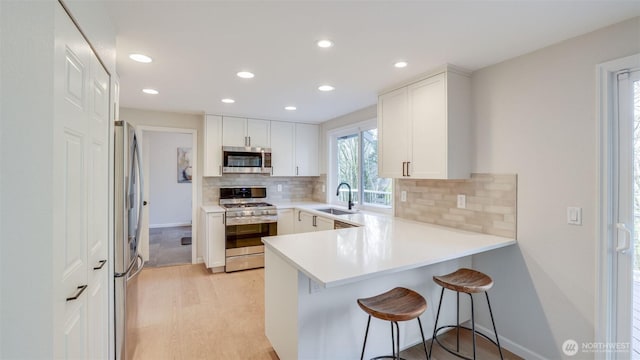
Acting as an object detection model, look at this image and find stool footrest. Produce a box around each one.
[433,325,500,360]
[370,357,408,360]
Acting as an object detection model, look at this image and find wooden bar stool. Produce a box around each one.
[357,287,430,360]
[430,268,504,360]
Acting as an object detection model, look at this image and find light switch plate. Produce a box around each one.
[401,191,407,202]
[322,185,325,193]
[277,184,282,192]
[567,207,582,225]
[457,194,466,209]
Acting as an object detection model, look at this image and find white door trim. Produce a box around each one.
[596,53,640,360]
[137,125,199,265]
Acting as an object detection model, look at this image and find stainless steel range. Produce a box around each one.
[220,186,277,272]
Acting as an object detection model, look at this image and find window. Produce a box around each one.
[331,120,392,210]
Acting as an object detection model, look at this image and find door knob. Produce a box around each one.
[143,201,148,206]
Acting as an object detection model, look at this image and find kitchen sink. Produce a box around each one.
[316,207,355,215]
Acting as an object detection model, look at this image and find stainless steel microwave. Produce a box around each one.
[222,146,272,174]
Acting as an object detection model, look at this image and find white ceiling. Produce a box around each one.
[104,1,640,124]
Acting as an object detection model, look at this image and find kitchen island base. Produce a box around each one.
[265,248,473,360]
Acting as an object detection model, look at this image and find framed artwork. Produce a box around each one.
[177,147,192,183]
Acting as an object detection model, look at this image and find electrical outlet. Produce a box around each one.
[401,191,407,202]
[322,185,325,193]
[457,194,466,209]
[277,184,282,192]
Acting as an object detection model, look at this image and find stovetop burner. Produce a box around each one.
[222,202,273,209]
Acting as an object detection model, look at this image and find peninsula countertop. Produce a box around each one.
[262,204,516,288]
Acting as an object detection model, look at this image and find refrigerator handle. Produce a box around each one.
[132,133,145,253]
[127,254,144,281]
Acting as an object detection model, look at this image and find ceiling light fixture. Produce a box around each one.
[318,85,335,92]
[129,54,153,63]
[221,98,235,104]
[142,88,159,95]
[394,61,408,68]
[285,106,297,111]
[317,39,333,48]
[237,71,255,79]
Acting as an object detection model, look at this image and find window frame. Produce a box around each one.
[327,118,393,214]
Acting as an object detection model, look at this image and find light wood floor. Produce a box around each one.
[133,264,521,360]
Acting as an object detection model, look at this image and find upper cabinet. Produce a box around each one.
[269,122,319,177]
[222,116,270,148]
[294,123,319,176]
[204,115,223,177]
[378,67,471,179]
[270,121,295,176]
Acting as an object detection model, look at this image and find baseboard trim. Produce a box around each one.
[149,222,192,229]
[475,324,548,360]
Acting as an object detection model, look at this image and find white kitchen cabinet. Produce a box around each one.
[294,123,319,176]
[204,115,223,176]
[293,210,334,233]
[277,209,295,235]
[378,68,471,179]
[222,116,270,148]
[270,121,295,176]
[202,210,226,270]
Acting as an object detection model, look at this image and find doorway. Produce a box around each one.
[138,126,198,267]
[598,54,640,358]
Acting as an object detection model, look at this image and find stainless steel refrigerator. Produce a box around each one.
[114,120,144,360]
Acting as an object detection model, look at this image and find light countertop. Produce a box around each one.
[262,204,516,288]
[200,205,225,213]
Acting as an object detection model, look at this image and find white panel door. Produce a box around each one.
[247,119,270,148]
[277,209,294,235]
[222,116,247,147]
[270,121,295,176]
[87,51,109,360]
[408,74,447,179]
[377,87,408,178]
[614,69,640,358]
[204,115,223,176]
[295,123,319,176]
[55,5,90,358]
[314,216,334,231]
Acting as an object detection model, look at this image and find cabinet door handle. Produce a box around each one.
[248,136,251,146]
[298,210,302,221]
[66,285,88,301]
[313,216,317,227]
[219,165,222,175]
[406,161,411,177]
[93,259,107,270]
[296,166,299,176]
[402,162,406,176]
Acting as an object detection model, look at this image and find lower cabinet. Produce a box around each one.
[293,210,334,234]
[277,209,295,235]
[202,210,225,269]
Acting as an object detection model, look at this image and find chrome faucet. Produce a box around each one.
[336,182,354,210]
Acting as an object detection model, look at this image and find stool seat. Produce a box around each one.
[357,287,426,322]
[433,268,493,294]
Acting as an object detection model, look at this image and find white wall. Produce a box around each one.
[146,131,193,227]
[470,16,640,359]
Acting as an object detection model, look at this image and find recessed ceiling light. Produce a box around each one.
[237,71,255,79]
[318,85,335,92]
[221,98,235,104]
[285,106,297,111]
[394,61,408,68]
[142,88,158,95]
[317,39,333,48]
[129,54,152,63]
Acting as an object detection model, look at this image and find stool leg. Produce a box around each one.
[469,294,476,360]
[429,287,445,355]
[391,321,396,358]
[417,317,430,360]
[485,292,504,360]
[456,291,460,352]
[360,315,371,360]
[393,321,401,360]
